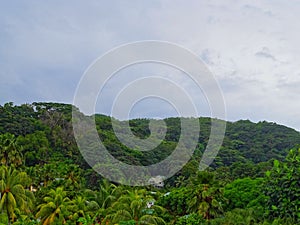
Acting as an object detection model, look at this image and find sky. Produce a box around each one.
[1,0,300,130]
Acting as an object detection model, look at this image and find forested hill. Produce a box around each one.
[1,102,300,224]
[0,102,299,171]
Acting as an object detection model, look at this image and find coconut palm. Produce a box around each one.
[39,164,56,188]
[105,189,166,225]
[68,195,99,223]
[0,166,34,225]
[36,187,71,224]
[187,171,224,220]
[84,179,123,223]
[65,166,81,189]
[98,179,122,209]
[0,133,23,167]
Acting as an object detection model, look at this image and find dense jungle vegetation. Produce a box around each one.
[0,102,300,224]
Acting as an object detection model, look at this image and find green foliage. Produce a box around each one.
[1,102,300,171]
[105,189,166,224]
[36,187,71,224]
[16,131,50,166]
[0,103,40,136]
[0,133,23,167]
[158,188,191,217]
[224,120,300,164]
[0,166,34,224]
[187,172,224,220]
[264,148,300,222]
[224,177,266,212]
[0,102,300,224]
[209,208,259,225]
[175,213,205,225]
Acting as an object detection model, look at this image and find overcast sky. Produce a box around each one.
[1,0,300,130]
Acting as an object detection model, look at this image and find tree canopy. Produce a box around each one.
[0,102,299,224]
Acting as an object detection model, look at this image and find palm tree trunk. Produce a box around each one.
[7,207,11,225]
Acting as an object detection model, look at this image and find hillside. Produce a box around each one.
[1,102,300,224]
[1,102,299,170]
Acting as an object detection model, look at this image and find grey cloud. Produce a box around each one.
[255,47,277,61]
[200,49,221,66]
[277,78,300,94]
[0,0,300,130]
[243,4,276,17]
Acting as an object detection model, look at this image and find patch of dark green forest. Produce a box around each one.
[0,102,300,224]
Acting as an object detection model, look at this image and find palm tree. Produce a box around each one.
[24,166,40,191]
[187,171,224,220]
[65,167,81,189]
[0,133,23,167]
[98,179,121,209]
[77,215,99,225]
[84,179,123,223]
[0,166,34,225]
[39,164,56,188]
[36,187,70,224]
[68,195,99,223]
[105,189,166,225]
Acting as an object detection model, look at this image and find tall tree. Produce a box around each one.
[187,171,224,220]
[36,187,71,225]
[68,195,99,223]
[264,148,300,222]
[0,133,23,167]
[224,177,266,211]
[84,179,123,223]
[105,189,166,225]
[0,166,34,225]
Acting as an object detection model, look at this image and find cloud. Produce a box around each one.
[0,0,300,130]
[255,47,276,61]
